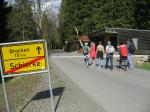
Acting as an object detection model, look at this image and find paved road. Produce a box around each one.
[51,51,150,112]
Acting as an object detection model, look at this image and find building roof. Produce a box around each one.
[88,28,117,38]
[88,27,150,39]
[80,35,89,42]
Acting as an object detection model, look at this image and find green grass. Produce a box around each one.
[0,74,43,112]
[137,63,150,71]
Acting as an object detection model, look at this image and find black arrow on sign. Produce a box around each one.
[36,46,41,54]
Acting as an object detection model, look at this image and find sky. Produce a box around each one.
[51,0,62,14]
[5,0,15,4]
[53,0,62,8]
[5,0,62,14]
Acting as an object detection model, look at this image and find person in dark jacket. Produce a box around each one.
[126,40,135,69]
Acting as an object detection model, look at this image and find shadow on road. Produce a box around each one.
[20,87,65,112]
[116,65,128,71]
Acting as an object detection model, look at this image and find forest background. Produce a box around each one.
[0,0,150,50]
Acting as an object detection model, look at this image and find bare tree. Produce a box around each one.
[30,0,61,50]
[30,0,58,38]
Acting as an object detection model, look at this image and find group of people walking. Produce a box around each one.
[82,40,135,70]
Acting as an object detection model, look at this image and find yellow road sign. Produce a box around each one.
[4,57,46,74]
[1,43,45,60]
[1,42,47,74]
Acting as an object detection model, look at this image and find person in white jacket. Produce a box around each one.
[105,41,115,70]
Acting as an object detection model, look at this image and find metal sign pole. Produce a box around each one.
[0,57,10,112]
[1,77,10,112]
[0,39,54,112]
[44,40,55,112]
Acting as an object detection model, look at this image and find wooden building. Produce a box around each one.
[88,28,150,55]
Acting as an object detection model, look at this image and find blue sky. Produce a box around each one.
[5,0,62,14]
[53,0,62,8]
[51,0,62,14]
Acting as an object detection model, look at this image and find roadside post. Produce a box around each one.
[75,26,82,47]
[0,40,54,112]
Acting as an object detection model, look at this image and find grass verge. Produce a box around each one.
[137,63,150,71]
[0,75,43,112]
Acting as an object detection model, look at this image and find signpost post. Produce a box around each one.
[0,40,54,112]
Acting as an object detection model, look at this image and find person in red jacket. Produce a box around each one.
[89,42,96,65]
[117,41,128,67]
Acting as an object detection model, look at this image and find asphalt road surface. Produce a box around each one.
[51,51,150,112]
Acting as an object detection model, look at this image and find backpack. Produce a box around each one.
[120,45,128,57]
[83,46,89,55]
[107,46,115,54]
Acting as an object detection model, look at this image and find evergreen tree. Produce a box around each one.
[59,0,76,43]
[93,0,135,29]
[135,0,150,29]
[58,0,150,45]
[0,0,11,43]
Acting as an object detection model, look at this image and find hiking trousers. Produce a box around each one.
[127,53,133,68]
[106,54,113,70]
